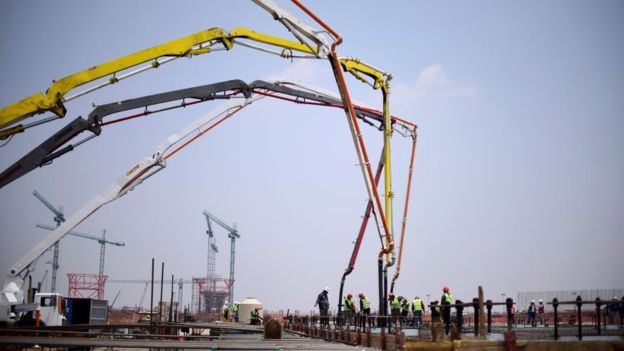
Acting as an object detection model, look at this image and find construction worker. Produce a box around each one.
[440,286,454,335]
[222,303,230,322]
[250,307,262,325]
[314,287,330,327]
[358,293,371,328]
[389,293,401,332]
[537,299,545,325]
[412,296,424,328]
[233,301,239,322]
[401,298,410,325]
[527,300,537,327]
[343,292,356,326]
[431,300,440,322]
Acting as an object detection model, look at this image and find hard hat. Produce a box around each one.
[531,300,535,303]
[359,292,364,297]
[324,287,330,292]
[9,312,16,318]
[443,286,449,293]
[539,299,543,302]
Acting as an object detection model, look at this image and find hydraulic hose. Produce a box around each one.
[390,130,418,293]
[291,0,393,258]
[337,149,385,317]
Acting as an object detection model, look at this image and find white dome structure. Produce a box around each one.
[238,297,263,324]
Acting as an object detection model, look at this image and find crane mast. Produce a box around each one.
[203,213,219,290]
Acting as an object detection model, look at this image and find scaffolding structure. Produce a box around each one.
[190,276,231,313]
[67,273,108,299]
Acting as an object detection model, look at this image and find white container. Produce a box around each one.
[238,297,263,324]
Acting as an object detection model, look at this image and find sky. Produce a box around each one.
[0,0,623,315]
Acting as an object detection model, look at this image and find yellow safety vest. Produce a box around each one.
[442,293,454,304]
[412,299,423,312]
[390,297,401,310]
[362,297,370,309]
[343,298,355,311]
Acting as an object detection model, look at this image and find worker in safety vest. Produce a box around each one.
[233,301,239,322]
[440,286,454,335]
[222,303,230,322]
[358,293,370,328]
[401,298,410,325]
[250,307,262,325]
[389,293,401,332]
[343,292,356,326]
[412,296,424,328]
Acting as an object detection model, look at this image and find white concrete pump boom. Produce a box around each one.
[5,94,263,282]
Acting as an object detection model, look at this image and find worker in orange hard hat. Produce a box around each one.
[440,286,454,335]
[343,292,356,326]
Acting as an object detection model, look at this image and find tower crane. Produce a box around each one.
[33,190,124,281]
[202,210,239,309]
[35,223,125,278]
[32,190,64,293]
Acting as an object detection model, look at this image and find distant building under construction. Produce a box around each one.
[191,277,232,313]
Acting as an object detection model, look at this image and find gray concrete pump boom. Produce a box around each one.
[0,80,251,189]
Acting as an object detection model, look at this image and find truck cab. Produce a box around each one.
[35,292,66,326]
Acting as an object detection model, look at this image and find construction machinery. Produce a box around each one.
[0,0,417,326]
[203,211,240,309]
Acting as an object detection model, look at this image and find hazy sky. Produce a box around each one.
[1,0,623,314]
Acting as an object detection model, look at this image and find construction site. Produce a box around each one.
[0,0,623,350]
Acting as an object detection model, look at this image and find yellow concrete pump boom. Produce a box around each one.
[0,27,321,138]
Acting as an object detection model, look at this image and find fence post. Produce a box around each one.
[506,298,514,331]
[553,298,559,340]
[576,295,582,341]
[473,298,480,336]
[486,299,493,334]
[456,300,464,332]
[595,297,602,336]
